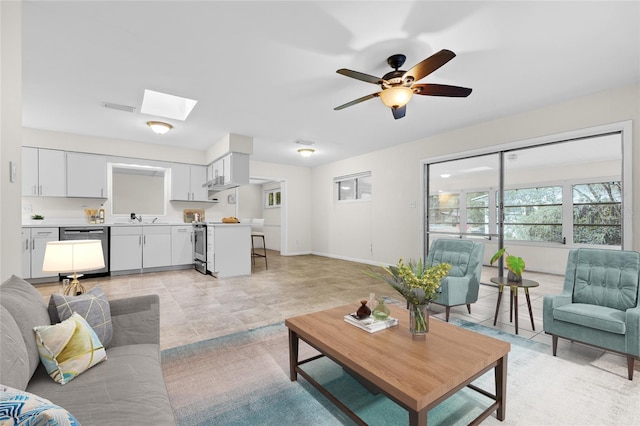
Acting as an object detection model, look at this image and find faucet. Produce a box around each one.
[136,215,142,223]
[152,217,158,223]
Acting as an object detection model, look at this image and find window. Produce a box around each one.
[428,193,460,232]
[573,181,621,245]
[501,186,563,242]
[265,189,281,208]
[335,172,372,201]
[466,192,489,235]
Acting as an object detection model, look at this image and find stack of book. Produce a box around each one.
[344,313,398,333]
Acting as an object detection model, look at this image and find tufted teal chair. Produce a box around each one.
[426,238,485,322]
[543,248,640,380]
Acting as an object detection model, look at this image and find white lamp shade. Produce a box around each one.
[42,240,105,273]
[379,86,414,108]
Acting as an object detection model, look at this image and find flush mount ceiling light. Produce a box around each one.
[141,89,197,121]
[147,121,173,135]
[297,148,315,157]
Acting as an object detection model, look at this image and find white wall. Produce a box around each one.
[1,1,23,281]
[311,84,640,274]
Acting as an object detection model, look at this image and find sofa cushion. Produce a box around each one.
[0,306,30,390]
[0,275,51,382]
[33,313,107,385]
[26,344,176,424]
[572,249,640,311]
[49,286,113,347]
[0,384,80,425]
[553,303,627,334]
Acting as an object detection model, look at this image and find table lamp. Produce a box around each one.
[42,240,105,295]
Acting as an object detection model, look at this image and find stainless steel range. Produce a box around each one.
[193,223,207,274]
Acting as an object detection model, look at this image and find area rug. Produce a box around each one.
[162,318,639,425]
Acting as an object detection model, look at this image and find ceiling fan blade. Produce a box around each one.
[412,84,472,97]
[403,49,456,83]
[334,93,380,110]
[391,105,406,119]
[336,69,384,85]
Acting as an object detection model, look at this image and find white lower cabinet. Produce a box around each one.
[206,224,251,278]
[22,227,59,279]
[111,226,172,271]
[171,225,193,266]
[110,227,143,272]
[143,226,171,269]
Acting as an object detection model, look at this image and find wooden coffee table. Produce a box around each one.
[285,304,511,425]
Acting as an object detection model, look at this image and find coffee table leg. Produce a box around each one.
[493,285,503,326]
[512,286,519,334]
[288,329,299,381]
[495,353,508,421]
[525,288,535,330]
[409,408,427,426]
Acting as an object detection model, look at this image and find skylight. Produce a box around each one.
[140,89,197,121]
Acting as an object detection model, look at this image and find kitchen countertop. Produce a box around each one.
[22,221,250,228]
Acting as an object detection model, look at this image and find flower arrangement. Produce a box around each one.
[366,259,451,335]
[366,258,451,306]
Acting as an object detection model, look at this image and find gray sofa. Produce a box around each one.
[0,275,176,424]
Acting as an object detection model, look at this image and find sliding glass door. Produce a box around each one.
[424,131,625,274]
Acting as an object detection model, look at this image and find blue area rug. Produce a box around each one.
[162,318,539,425]
[161,318,636,425]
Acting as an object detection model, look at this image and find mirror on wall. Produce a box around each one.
[110,163,167,215]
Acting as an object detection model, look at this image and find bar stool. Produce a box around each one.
[251,218,268,269]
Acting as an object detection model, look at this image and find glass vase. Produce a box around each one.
[372,299,390,320]
[409,303,429,338]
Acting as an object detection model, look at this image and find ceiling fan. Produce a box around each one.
[334,49,472,119]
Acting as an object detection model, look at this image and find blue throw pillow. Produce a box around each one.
[0,384,80,425]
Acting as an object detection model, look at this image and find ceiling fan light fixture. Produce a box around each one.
[379,86,413,108]
[297,148,315,157]
[147,121,173,135]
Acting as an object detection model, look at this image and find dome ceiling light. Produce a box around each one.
[147,121,173,135]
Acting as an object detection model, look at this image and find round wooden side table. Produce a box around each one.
[489,277,539,334]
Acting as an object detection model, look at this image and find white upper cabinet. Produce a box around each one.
[206,153,250,188]
[22,147,66,197]
[170,164,209,201]
[66,152,107,198]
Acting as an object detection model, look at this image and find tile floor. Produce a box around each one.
[34,251,566,350]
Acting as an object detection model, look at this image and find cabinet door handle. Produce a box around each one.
[139,235,142,246]
[101,188,104,197]
[31,238,35,250]
[144,235,146,245]
[25,238,29,250]
[38,185,42,195]
[32,185,37,196]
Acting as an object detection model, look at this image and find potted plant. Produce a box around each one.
[366,259,451,337]
[490,247,525,282]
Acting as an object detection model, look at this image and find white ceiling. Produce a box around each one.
[21,1,640,168]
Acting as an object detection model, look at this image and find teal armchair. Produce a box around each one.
[427,239,485,322]
[543,248,640,380]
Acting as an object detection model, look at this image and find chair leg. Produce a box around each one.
[466,304,471,314]
[552,335,558,356]
[628,357,635,380]
[445,307,450,322]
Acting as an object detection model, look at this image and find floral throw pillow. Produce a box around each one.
[0,384,80,425]
[50,285,112,347]
[33,312,107,385]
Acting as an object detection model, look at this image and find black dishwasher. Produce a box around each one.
[59,226,110,275]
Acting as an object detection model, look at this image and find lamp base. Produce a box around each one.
[63,273,86,296]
